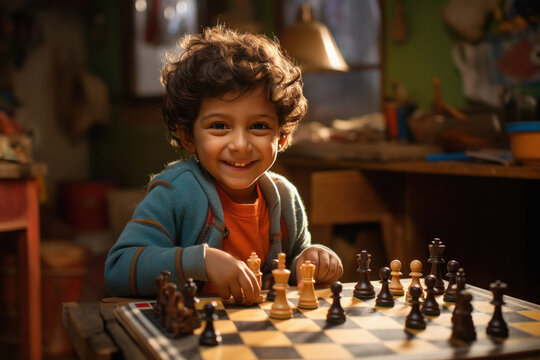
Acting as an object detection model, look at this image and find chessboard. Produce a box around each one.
[114,279,540,360]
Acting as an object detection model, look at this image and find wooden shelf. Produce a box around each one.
[0,219,28,232]
[279,155,540,180]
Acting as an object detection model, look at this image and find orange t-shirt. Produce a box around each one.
[203,183,270,294]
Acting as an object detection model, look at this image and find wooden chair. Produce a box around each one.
[310,170,403,265]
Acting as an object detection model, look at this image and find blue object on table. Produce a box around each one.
[506,121,540,132]
[426,150,514,165]
[425,152,474,162]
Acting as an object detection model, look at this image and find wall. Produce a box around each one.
[384,0,467,109]
[86,0,180,188]
[13,9,90,207]
[87,1,468,186]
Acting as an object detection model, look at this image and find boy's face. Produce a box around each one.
[180,87,287,204]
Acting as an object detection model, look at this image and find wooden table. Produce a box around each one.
[0,161,47,360]
[272,152,540,304]
[63,280,540,360]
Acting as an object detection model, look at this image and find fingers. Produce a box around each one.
[238,267,260,305]
[297,247,343,287]
[229,281,244,304]
[315,250,331,282]
[216,285,232,302]
[295,252,308,286]
[317,255,344,286]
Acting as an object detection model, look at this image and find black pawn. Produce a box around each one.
[405,285,426,330]
[451,291,476,343]
[375,267,395,307]
[422,274,440,316]
[353,250,375,299]
[451,268,466,325]
[266,258,279,301]
[326,281,346,323]
[199,302,222,346]
[486,280,509,338]
[443,260,459,302]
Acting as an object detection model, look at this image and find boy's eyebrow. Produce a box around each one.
[199,112,225,120]
[199,112,277,120]
[256,113,278,119]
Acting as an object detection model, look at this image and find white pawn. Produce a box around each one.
[406,260,424,301]
[247,252,264,303]
[389,259,404,296]
[298,260,319,309]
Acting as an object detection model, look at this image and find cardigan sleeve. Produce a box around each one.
[104,177,209,297]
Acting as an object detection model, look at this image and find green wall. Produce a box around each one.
[384,0,466,109]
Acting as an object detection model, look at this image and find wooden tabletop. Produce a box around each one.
[279,155,540,180]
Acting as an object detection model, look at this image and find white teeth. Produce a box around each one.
[227,161,248,167]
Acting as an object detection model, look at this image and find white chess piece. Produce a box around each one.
[269,253,292,319]
[247,252,264,303]
[298,260,319,309]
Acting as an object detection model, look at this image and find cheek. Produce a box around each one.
[262,138,280,154]
[197,141,221,159]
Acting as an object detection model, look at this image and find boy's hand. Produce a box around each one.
[295,247,343,287]
[205,247,261,304]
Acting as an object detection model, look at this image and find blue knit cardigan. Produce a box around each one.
[104,157,333,296]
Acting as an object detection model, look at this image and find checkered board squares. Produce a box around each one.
[114,281,540,360]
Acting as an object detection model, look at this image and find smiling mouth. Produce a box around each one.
[224,160,255,168]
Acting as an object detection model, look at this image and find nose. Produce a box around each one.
[228,130,251,152]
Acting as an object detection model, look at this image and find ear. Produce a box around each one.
[278,135,289,151]
[177,127,196,153]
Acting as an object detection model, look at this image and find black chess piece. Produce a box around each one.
[443,260,459,302]
[375,267,395,307]
[428,238,445,295]
[451,291,476,343]
[486,280,509,338]
[199,302,222,346]
[266,258,279,301]
[160,283,177,324]
[421,274,440,316]
[451,268,466,325]
[405,285,426,329]
[353,250,375,299]
[326,281,346,323]
[182,278,201,328]
[154,270,171,316]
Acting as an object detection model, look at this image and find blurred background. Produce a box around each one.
[1,0,539,358]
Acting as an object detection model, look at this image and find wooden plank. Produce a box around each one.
[18,180,41,360]
[0,219,27,231]
[279,155,540,180]
[62,302,118,360]
[100,302,146,360]
[88,333,118,360]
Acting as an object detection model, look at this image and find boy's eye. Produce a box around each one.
[251,122,270,130]
[210,123,228,130]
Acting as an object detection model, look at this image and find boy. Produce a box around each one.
[104,25,342,304]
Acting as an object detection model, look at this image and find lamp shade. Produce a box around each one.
[280,4,348,72]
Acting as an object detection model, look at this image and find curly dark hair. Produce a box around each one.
[160,25,307,150]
